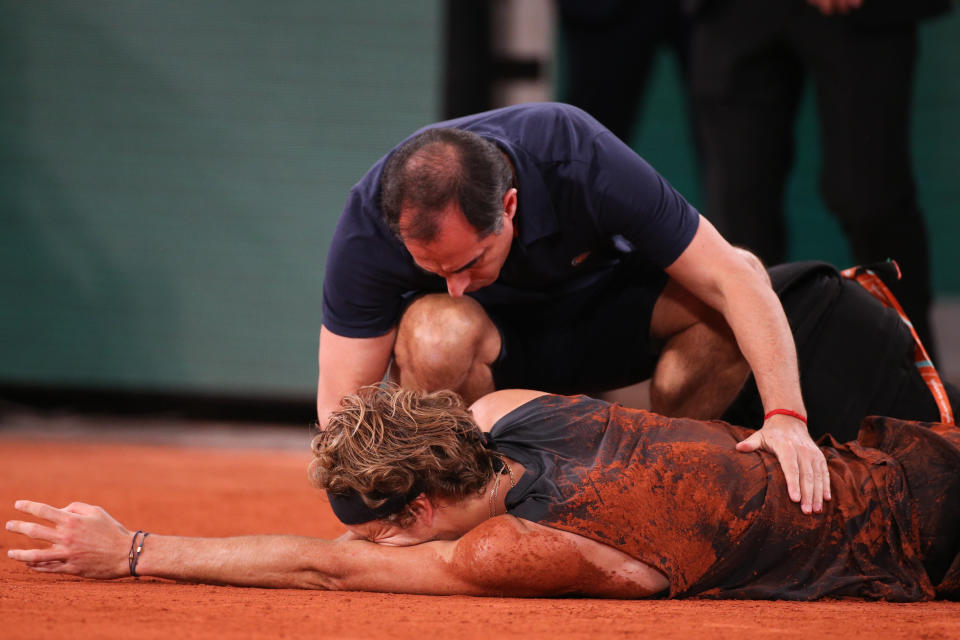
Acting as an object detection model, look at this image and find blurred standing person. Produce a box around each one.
[688,0,950,360]
[558,0,694,145]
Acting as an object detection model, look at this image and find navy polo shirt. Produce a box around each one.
[321,103,700,339]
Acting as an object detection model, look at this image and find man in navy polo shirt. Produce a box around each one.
[319,103,830,514]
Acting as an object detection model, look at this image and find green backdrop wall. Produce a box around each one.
[0,1,441,398]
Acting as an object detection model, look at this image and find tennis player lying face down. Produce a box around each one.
[5,388,666,597]
[8,386,959,600]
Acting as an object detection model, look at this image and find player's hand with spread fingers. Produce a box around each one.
[736,413,832,515]
[6,500,132,579]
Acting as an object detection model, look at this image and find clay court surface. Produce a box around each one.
[2,413,960,640]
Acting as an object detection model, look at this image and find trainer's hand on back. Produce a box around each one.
[6,500,131,579]
[736,416,831,514]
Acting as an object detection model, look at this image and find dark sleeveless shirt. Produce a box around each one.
[490,394,960,600]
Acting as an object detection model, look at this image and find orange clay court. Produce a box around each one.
[2,414,960,640]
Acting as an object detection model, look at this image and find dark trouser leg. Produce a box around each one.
[558,1,677,142]
[689,0,802,266]
[797,16,937,360]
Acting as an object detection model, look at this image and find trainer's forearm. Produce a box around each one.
[135,534,347,589]
[665,219,805,420]
[316,326,396,426]
[720,274,805,415]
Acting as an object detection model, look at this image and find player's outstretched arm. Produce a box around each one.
[7,500,666,597]
[5,499,459,591]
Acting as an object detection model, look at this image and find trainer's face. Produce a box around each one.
[401,189,517,298]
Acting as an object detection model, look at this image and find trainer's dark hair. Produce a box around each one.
[380,128,515,242]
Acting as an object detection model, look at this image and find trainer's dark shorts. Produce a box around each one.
[488,261,668,395]
[722,261,959,441]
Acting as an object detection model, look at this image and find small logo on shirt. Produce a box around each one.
[570,251,591,267]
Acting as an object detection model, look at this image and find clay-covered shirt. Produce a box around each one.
[491,394,960,600]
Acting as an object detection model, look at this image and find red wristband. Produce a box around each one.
[764,409,807,425]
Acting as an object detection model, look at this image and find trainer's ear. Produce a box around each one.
[502,187,517,222]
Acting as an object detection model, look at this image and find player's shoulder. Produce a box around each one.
[469,389,549,432]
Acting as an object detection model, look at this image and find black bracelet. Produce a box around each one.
[127,530,150,578]
[128,530,143,577]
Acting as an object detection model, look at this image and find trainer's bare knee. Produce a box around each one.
[394,294,500,399]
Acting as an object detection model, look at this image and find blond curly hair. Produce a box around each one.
[309,385,502,526]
